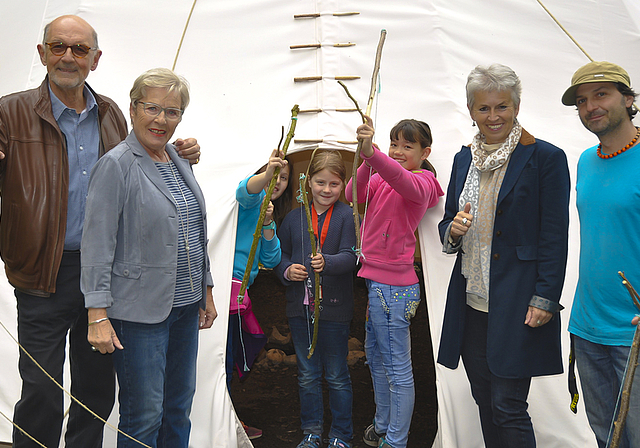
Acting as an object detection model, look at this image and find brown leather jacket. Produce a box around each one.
[0,77,128,295]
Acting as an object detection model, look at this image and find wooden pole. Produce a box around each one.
[609,272,640,448]
[342,29,386,258]
[298,148,322,358]
[236,105,299,304]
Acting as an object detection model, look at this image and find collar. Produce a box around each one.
[49,83,97,120]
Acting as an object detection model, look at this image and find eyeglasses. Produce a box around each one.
[136,101,184,121]
[45,42,97,58]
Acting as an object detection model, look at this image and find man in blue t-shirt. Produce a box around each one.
[562,61,640,448]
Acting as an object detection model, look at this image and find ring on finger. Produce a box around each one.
[462,217,468,225]
[536,320,541,325]
[91,346,97,352]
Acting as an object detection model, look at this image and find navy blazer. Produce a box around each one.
[437,130,570,378]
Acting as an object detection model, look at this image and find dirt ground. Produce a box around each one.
[230,266,438,448]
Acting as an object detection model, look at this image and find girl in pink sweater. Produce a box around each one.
[346,117,443,448]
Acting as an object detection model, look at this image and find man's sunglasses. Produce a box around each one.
[45,42,97,58]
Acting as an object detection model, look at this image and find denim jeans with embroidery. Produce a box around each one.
[364,280,420,448]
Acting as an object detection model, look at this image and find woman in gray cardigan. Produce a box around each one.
[81,68,216,448]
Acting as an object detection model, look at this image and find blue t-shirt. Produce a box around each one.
[570,143,640,346]
[232,176,281,285]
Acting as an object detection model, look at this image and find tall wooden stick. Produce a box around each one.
[298,148,322,358]
[609,272,640,448]
[237,105,299,304]
[341,29,386,257]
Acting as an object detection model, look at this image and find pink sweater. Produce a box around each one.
[346,146,444,286]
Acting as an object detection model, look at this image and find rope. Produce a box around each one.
[0,320,151,448]
[172,0,199,71]
[536,0,593,61]
[536,1,640,146]
[0,410,46,447]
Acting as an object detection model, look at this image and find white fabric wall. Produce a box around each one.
[0,1,638,446]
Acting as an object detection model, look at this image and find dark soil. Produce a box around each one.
[229,265,438,447]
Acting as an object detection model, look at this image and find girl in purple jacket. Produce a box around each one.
[346,117,443,448]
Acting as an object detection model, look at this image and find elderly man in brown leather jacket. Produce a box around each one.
[0,15,201,448]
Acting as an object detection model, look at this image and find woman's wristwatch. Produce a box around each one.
[262,220,276,230]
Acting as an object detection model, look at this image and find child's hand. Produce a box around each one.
[287,264,308,282]
[357,115,375,158]
[263,200,274,225]
[310,253,325,273]
[265,148,288,179]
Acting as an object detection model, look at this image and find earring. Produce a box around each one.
[472,120,476,127]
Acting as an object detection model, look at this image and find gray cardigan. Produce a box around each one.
[81,131,213,324]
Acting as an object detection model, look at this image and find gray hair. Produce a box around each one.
[130,68,190,110]
[466,64,522,109]
[42,17,99,49]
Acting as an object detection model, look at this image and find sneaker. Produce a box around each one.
[328,437,352,447]
[241,421,262,440]
[297,433,322,448]
[363,423,385,447]
[378,436,393,447]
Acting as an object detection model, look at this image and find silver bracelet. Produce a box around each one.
[88,317,109,326]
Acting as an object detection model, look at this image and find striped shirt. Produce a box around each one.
[156,161,204,307]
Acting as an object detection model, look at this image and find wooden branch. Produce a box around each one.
[347,29,387,258]
[294,76,361,83]
[610,273,640,448]
[294,76,323,82]
[290,43,321,49]
[290,43,355,49]
[365,29,387,116]
[277,126,285,151]
[294,13,321,19]
[299,148,322,358]
[295,139,323,144]
[237,105,300,304]
[294,12,360,19]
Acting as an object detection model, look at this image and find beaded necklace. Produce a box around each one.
[597,127,640,159]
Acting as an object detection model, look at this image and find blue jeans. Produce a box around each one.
[364,280,420,448]
[112,302,200,448]
[289,315,353,441]
[461,306,535,448]
[574,335,640,448]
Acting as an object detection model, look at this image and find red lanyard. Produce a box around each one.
[311,203,334,250]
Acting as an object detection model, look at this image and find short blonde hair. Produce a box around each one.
[130,68,190,110]
[308,151,346,184]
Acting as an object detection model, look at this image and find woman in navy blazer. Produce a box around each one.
[438,64,570,448]
[81,68,216,448]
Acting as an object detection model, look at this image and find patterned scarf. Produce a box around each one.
[459,120,522,301]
